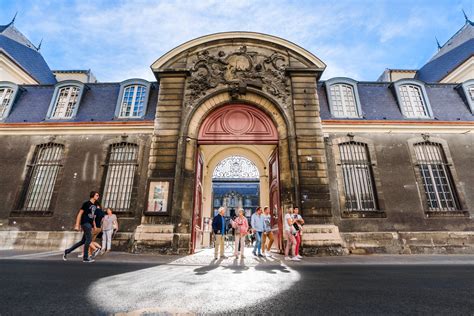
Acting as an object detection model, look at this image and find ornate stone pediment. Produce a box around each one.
[186,45,291,105]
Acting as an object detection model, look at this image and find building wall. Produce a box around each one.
[0,133,152,233]
[325,132,474,233]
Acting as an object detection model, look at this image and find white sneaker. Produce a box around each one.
[296,255,303,259]
[291,256,301,261]
[284,256,291,260]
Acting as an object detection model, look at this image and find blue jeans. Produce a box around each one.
[65,223,93,259]
[253,231,263,254]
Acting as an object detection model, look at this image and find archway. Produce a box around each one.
[191,103,283,253]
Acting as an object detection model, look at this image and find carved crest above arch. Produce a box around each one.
[198,104,278,144]
[187,46,290,105]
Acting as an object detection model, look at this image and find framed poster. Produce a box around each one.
[145,179,172,215]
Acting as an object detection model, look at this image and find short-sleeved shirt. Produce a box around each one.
[102,214,117,231]
[80,201,97,225]
[94,208,105,228]
[283,213,293,232]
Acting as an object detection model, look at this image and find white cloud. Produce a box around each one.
[11,0,465,82]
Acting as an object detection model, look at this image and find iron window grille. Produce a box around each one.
[119,85,147,118]
[0,86,14,118]
[398,84,429,118]
[414,142,459,211]
[102,142,139,212]
[339,141,377,211]
[20,143,64,212]
[51,86,81,119]
[329,84,359,118]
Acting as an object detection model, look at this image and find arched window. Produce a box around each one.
[413,141,459,211]
[393,80,433,119]
[212,156,259,179]
[119,85,146,117]
[457,80,474,113]
[338,141,377,211]
[325,78,362,118]
[20,143,64,211]
[101,142,139,212]
[47,81,85,120]
[0,82,20,120]
[115,79,151,119]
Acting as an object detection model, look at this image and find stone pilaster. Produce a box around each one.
[290,72,332,222]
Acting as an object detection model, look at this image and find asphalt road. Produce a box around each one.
[1,256,474,316]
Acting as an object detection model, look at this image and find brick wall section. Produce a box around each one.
[290,74,332,220]
[148,75,186,178]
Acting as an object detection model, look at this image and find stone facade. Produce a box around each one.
[1,31,473,255]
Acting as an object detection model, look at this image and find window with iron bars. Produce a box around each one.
[101,142,139,212]
[414,142,459,211]
[20,143,64,212]
[338,141,377,211]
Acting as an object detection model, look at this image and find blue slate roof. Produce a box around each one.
[5,82,158,123]
[319,82,474,121]
[416,39,474,82]
[0,34,57,84]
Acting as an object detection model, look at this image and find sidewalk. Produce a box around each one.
[2,248,474,265]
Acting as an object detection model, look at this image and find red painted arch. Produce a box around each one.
[198,104,279,144]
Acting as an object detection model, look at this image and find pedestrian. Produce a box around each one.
[293,207,304,259]
[251,207,265,257]
[212,207,227,259]
[261,206,274,257]
[63,191,100,262]
[88,203,104,259]
[284,207,300,261]
[101,207,118,254]
[231,208,249,258]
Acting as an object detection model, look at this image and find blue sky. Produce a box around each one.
[1,0,472,82]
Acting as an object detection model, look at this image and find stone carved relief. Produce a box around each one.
[187,46,290,105]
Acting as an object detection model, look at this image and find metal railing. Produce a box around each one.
[414,142,459,211]
[339,141,377,211]
[21,143,64,211]
[101,142,138,212]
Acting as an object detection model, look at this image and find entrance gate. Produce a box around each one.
[192,103,281,252]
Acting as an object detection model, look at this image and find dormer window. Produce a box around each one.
[393,80,433,119]
[47,81,85,120]
[457,80,474,114]
[325,78,362,118]
[115,79,151,119]
[0,82,20,120]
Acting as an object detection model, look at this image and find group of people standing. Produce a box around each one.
[62,191,119,262]
[212,205,304,261]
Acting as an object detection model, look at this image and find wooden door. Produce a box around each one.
[268,147,282,252]
[191,150,204,253]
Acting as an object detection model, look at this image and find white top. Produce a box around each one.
[283,213,293,232]
[102,214,117,231]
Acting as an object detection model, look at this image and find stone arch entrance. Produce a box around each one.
[141,32,333,255]
[191,103,283,252]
